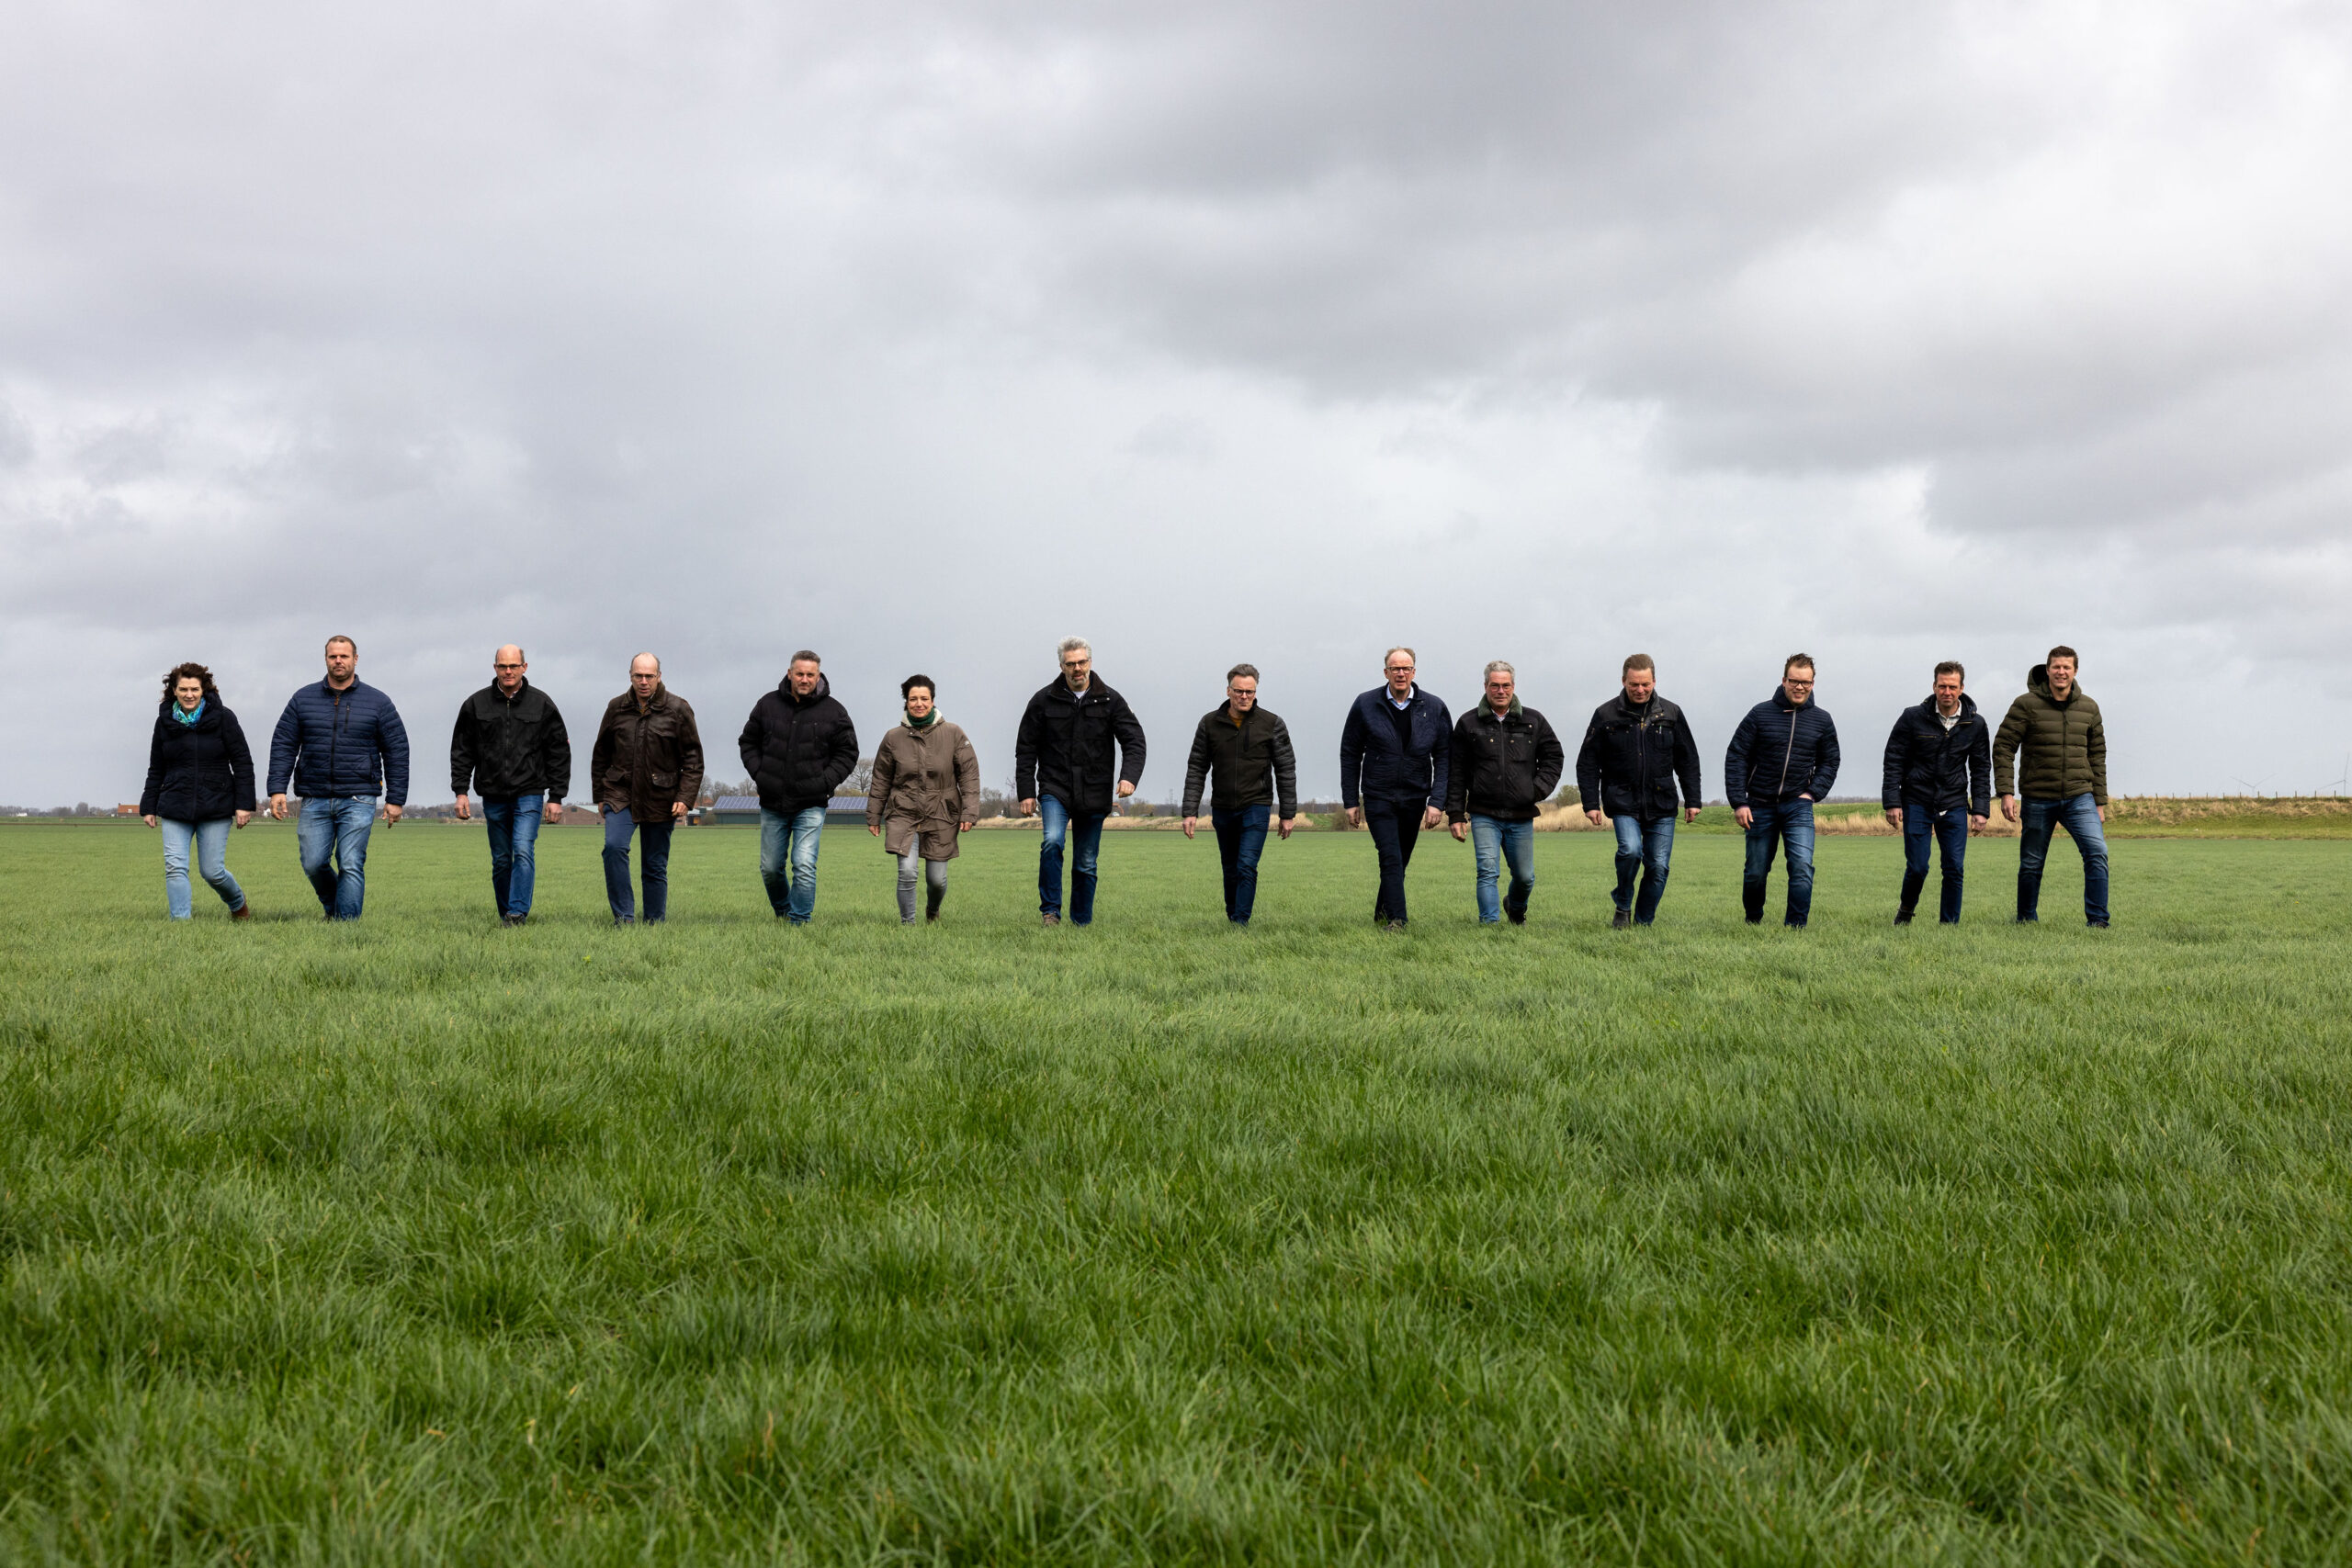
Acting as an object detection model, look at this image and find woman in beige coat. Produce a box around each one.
[865,674,983,924]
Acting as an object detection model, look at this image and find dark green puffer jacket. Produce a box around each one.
[1993,666,2107,805]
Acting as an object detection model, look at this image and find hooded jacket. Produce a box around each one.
[591,684,704,822]
[141,700,258,821]
[449,678,571,800]
[1993,666,2107,805]
[267,679,410,804]
[1881,694,1992,817]
[738,674,859,815]
[1014,675,1147,816]
[1182,705,1299,818]
[1339,685,1453,809]
[1445,697,1566,823]
[1724,687,1839,809]
[1574,691,1702,819]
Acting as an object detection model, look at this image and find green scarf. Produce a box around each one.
[905,707,942,730]
[173,700,206,727]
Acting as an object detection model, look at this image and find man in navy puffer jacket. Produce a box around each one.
[1723,654,1839,928]
[1339,647,1453,931]
[267,635,410,920]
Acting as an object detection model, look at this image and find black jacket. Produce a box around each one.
[1182,705,1299,818]
[1339,685,1453,808]
[140,701,257,821]
[1015,676,1147,816]
[1882,694,1992,817]
[1445,700,1566,823]
[1724,688,1839,808]
[1574,693,1701,819]
[738,675,860,815]
[449,679,571,800]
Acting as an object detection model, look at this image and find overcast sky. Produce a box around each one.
[6,0,2349,806]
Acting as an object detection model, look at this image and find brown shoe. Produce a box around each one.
[231,904,253,921]
[1041,913,1060,928]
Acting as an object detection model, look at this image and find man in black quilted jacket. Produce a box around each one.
[1724,654,1840,929]
[738,651,860,924]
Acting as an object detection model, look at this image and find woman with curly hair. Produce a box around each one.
[139,661,256,920]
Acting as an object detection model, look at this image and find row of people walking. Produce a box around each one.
[138,636,2111,929]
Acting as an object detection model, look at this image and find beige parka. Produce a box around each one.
[865,718,982,859]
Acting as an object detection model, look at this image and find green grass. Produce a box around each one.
[3,821,2351,1564]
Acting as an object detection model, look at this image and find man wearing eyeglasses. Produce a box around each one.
[1181,663,1298,926]
[1724,653,1840,928]
[450,644,571,927]
[1339,647,1453,932]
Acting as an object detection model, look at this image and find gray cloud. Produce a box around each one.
[3,0,2349,808]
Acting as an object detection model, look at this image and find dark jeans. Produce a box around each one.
[1212,804,1271,923]
[2017,793,2110,925]
[1363,797,1425,923]
[1038,795,1104,923]
[602,807,674,922]
[481,793,543,918]
[1611,814,1676,923]
[1741,798,1815,927]
[297,795,375,919]
[1900,804,1968,922]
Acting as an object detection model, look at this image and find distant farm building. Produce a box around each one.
[698,794,870,827]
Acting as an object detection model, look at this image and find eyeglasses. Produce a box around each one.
[494,662,524,671]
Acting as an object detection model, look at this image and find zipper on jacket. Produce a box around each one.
[1774,705,1797,798]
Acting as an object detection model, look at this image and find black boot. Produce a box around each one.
[1742,882,1767,924]
[1896,870,1925,926]
[2016,873,2041,923]
[925,885,944,923]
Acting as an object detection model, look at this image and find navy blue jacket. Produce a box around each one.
[1882,694,1992,818]
[141,701,258,821]
[1724,687,1838,808]
[1340,685,1453,808]
[267,679,411,804]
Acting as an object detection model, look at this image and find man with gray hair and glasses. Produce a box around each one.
[1445,660,1565,925]
[1182,662,1299,926]
[1015,637,1147,927]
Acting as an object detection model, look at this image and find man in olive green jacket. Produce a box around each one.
[1993,645,2109,927]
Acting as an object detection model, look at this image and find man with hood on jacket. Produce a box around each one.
[1880,660,1992,925]
[1016,637,1147,927]
[450,644,571,926]
[1724,653,1839,928]
[1575,654,1702,930]
[1340,647,1453,932]
[738,650,860,924]
[1993,645,2109,927]
[267,635,410,920]
[1444,661,1565,926]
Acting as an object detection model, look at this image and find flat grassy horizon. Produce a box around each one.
[4,824,2350,1563]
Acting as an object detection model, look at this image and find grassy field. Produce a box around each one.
[4,820,2351,1564]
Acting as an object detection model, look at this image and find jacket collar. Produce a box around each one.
[2026,665,2084,705]
[492,677,531,704]
[1611,690,1659,720]
[1771,686,1809,713]
[1370,683,1419,708]
[1476,695,1523,721]
[1919,692,1977,720]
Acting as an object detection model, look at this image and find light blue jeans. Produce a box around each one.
[760,806,827,923]
[1468,815,1535,923]
[159,817,243,919]
[2018,793,2110,925]
[1038,795,1105,923]
[1611,814,1677,923]
[298,796,376,919]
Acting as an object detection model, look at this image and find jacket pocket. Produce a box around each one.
[650,771,677,793]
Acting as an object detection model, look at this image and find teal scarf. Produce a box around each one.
[173,700,206,727]
[905,708,942,730]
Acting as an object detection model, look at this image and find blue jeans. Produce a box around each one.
[1611,814,1676,923]
[1211,804,1270,923]
[1468,815,1535,923]
[602,807,674,922]
[298,796,376,919]
[2018,794,2109,925]
[1741,798,1815,927]
[481,794,544,918]
[159,817,243,919]
[1363,798,1425,923]
[760,806,827,922]
[1901,804,1968,923]
[1038,795,1105,922]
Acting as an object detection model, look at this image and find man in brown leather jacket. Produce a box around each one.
[590,652,705,925]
